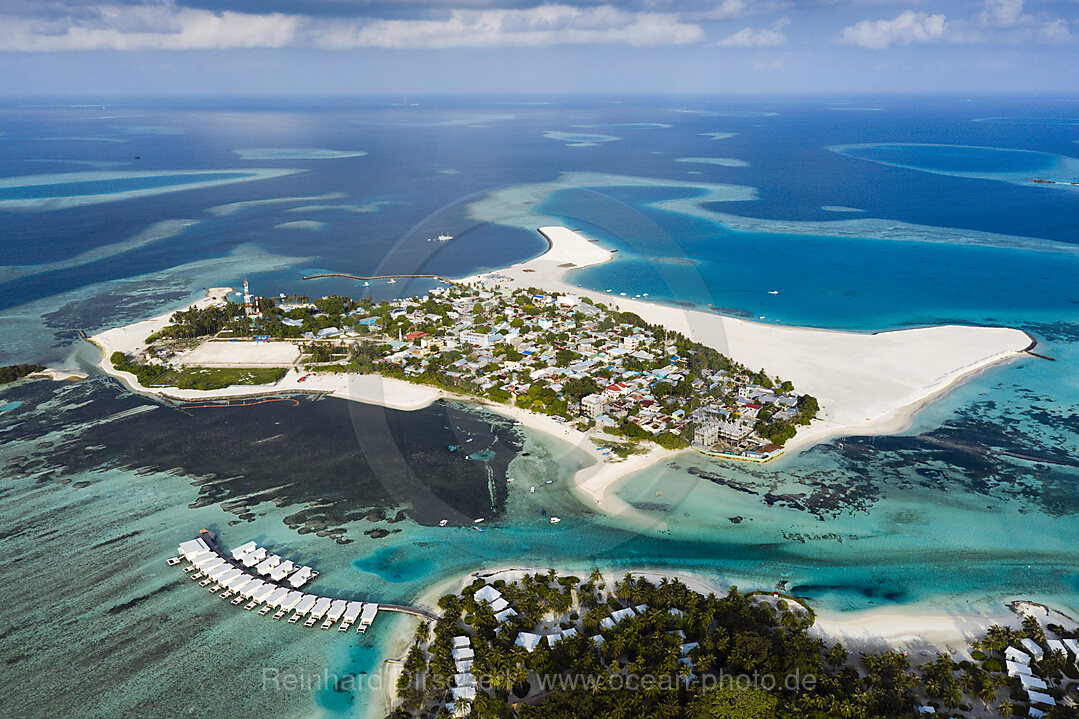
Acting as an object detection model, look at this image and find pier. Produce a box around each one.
[301,272,460,285]
[170,529,438,632]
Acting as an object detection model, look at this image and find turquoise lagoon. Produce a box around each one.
[1,99,1079,718]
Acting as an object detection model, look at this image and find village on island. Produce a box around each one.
[104,273,818,463]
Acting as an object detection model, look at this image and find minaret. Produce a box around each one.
[243,279,252,310]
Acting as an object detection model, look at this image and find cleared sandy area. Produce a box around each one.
[180,340,300,367]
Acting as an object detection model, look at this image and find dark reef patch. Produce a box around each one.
[0,376,521,536]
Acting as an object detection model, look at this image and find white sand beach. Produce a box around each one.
[463,226,1032,479]
[417,564,1076,653]
[90,227,1031,523]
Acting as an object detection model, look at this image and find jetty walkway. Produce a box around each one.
[169,529,438,632]
[302,272,460,285]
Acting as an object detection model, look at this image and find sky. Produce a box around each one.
[0,0,1077,96]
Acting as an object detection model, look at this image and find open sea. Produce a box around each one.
[1,96,1078,717]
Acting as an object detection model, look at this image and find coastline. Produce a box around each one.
[412,563,1078,655]
[460,226,1031,468]
[88,226,1032,522]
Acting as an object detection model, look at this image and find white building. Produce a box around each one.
[581,394,606,418]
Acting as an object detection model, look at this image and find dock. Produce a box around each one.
[301,272,460,286]
[169,530,438,632]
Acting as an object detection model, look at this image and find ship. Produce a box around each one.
[437,232,453,241]
[549,517,561,524]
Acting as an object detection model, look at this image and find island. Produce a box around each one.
[89,226,1033,513]
[385,569,1078,719]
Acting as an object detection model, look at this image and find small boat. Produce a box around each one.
[549,517,561,524]
[619,292,627,296]
[529,486,536,494]
[439,519,449,527]
[768,290,779,295]
[363,281,370,287]
[541,509,547,517]
[544,480,554,485]
[473,517,485,524]
[507,477,515,482]
[448,445,459,451]
[388,278,397,285]
[642,293,649,297]
[437,232,453,241]
[465,437,474,443]
[473,526,486,533]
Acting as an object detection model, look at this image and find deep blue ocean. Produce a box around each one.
[1,96,1077,718]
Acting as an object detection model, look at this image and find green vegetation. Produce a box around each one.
[756,395,819,447]
[591,437,647,459]
[393,573,930,719]
[155,366,287,390]
[0,363,46,385]
[110,351,166,386]
[146,302,247,341]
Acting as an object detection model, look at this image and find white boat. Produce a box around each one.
[550,517,561,524]
[388,278,397,284]
[437,232,453,241]
[473,517,485,524]
[363,281,370,287]
[768,290,779,295]
[544,480,554,485]
[529,486,536,494]
[439,519,448,527]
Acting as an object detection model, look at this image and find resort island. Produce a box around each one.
[168,529,1079,719]
[385,569,1079,719]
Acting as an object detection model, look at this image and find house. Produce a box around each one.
[475,585,502,603]
[1020,638,1044,660]
[1006,660,1032,677]
[581,394,607,418]
[514,632,545,652]
[604,382,630,398]
[1005,646,1030,664]
[1020,675,1048,691]
[694,422,720,447]
[1027,690,1055,707]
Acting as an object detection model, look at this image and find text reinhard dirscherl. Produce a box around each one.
[261,667,818,694]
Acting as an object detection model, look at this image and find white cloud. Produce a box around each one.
[840,0,1073,50]
[0,4,300,50]
[320,6,704,49]
[717,16,789,46]
[0,1,705,51]
[840,10,948,49]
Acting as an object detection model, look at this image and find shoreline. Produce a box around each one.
[87,226,1032,523]
[460,226,1031,471]
[412,563,1078,654]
